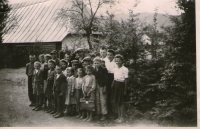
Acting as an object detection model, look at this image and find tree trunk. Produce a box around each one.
[86,34,92,50]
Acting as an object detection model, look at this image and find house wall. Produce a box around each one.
[0,42,61,68]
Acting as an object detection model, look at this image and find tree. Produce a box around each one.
[57,0,114,49]
[153,0,196,125]
[0,0,10,43]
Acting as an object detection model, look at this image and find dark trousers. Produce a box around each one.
[107,73,114,115]
[28,76,35,103]
[55,92,65,114]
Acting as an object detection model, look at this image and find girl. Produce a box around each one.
[81,65,96,121]
[74,68,85,118]
[64,67,76,116]
[111,54,129,123]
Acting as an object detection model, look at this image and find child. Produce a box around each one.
[64,67,76,116]
[39,54,46,110]
[43,54,52,110]
[71,59,81,77]
[93,57,108,121]
[50,50,60,66]
[32,61,44,111]
[111,54,129,123]
[82,56,92,69]
[26,54,36,106]
[60,59,68,76]
[53,65,67,118]
[45,60,56,113]
[74,68,85,118]
[81,65,96,121]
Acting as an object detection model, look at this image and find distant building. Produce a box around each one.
[2,0,89,53]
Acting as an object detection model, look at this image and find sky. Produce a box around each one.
[8,0,181,15]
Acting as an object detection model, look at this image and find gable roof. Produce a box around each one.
[3,0,73,43]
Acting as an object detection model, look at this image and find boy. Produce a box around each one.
[111,54,129,123]
[53,65,67,118]
[46,60,56,113]
[32,61,44,111]
[104,49,117,116]
[26,54,36,106]
[50,50,60,66]
[93,57,108,121]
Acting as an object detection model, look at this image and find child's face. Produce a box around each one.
[56,67,62,74]
[45,57,50,63]
[66,69,72,76]
[39,56,45,63]
[65,54,70,62]
[101,61,105,67]
[34,64,41,70]
[82,61,90,68]
[107,52,114,61]
[100,49,107,58]
[86,68,92,75]
[60,62,67,70]
[48,62,55,69]
[93,60,101,68]
[29,56,35,63]
[115,58,123,66]
[51,53,57,59]
[77,69,83,77]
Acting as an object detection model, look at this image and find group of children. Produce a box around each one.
[26,47,129,123]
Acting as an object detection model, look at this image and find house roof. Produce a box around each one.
[3,0,73,43]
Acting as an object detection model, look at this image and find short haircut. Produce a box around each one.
[100,46,107,50]
[85,65,94,72]
[34,61,41,67]
[39,54,45,58]
[115,54,124,61]
[45,54,52,59]
[66,67,74,74]
[60,59,68,65]
[93,57,101,62]
[48,59,56,66]
[107,49,115,55]
[29,54,36,58]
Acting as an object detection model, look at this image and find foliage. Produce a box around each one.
[57,0,114,49]
[0,0,10,43]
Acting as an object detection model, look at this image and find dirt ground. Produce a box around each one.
[0,67,160,127]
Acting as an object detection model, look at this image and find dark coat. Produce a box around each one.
[53,73,67,95]
[26,62,34,76]
[94,66,108,87]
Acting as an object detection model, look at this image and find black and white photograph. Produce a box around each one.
[0,0,197,127]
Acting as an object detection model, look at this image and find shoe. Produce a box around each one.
[54,113,64,118]
[86,117,93,122]
[53,112,59,116]
[32,106,38,110]
[50,110,56,114]
[29,103,35,107]
[100,115,106,121]
[115,118,123,123]
[46,109,52,113]
[35,107,42,111]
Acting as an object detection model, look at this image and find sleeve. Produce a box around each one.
[90,75,96,92]
[82,77,85,95]
[71,77,76,92]
[124,67,129,79]
[25,64,28,75]
[61,76,67,95]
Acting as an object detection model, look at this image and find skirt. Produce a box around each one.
[110,81,125,114]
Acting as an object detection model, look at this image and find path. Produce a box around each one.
[0,68,159,127]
